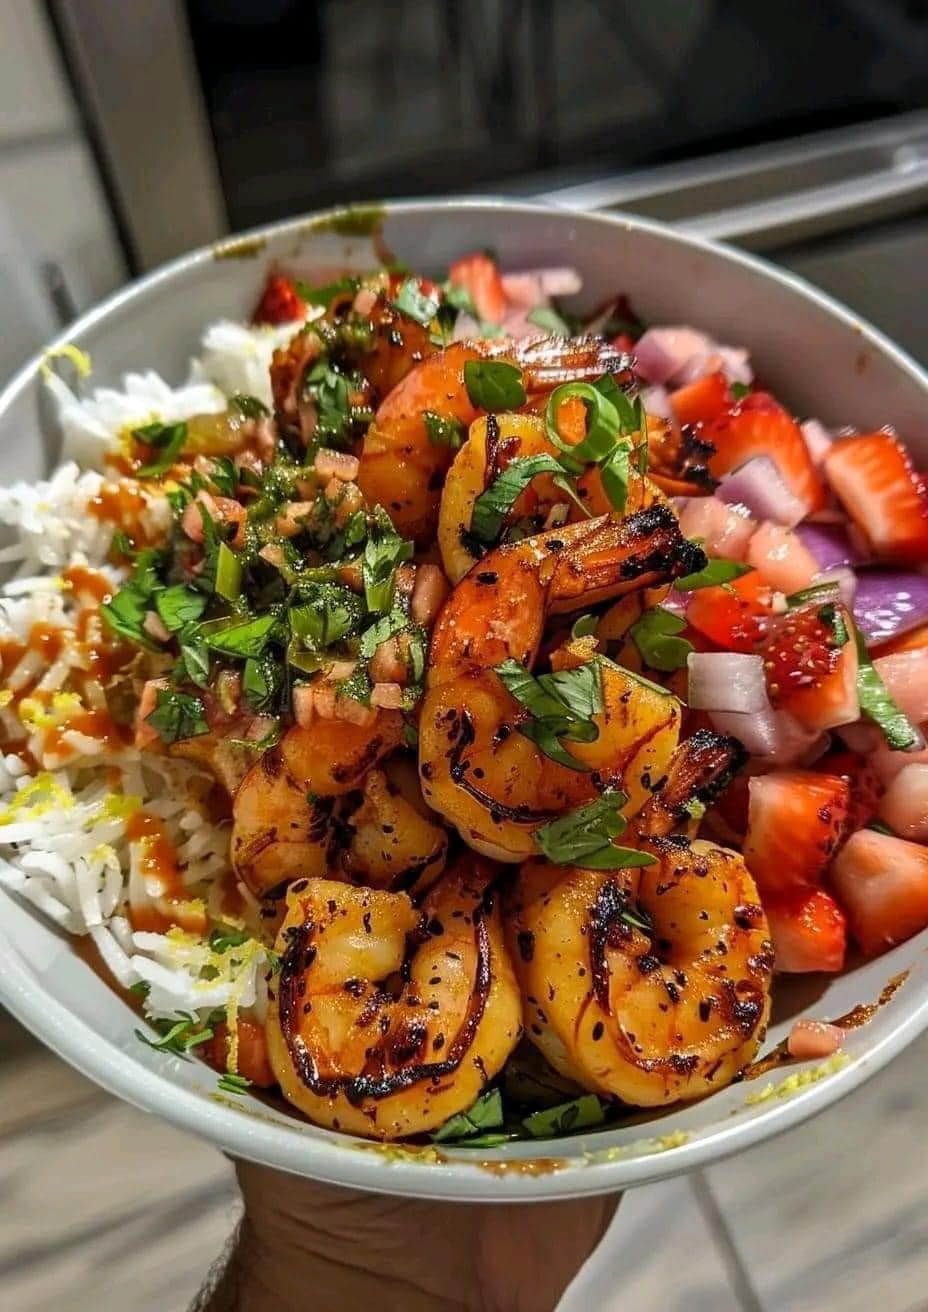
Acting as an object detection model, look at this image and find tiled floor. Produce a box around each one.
[2,1013,927,1310]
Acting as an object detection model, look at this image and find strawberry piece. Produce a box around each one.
[761,601,859,731]
[831,828,928,956]
[200,1019,276,1087]
[744,770,850,896]
[686,570,776,653]
[252,273,307,325]
[766,888,847,973]
[670,371,732,427]
[448,252,508,323]
[873,622,928,658]
[747,523,819,595]
[703,392,825,512]
[816,749,883,831]
[824,432,928,565]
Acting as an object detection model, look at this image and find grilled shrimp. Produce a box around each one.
[232,712,404,895]
[265,857,522,1139]
[419,510,704,863]
[341,759,448,894]
[357,336,633,543]
[508,838,773,1106]
[437,412,665,584]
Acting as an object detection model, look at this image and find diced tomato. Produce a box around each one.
[831,828,928,956]
[747,523,819,595]
[824,432,928,565]
[703,392,826,512]
[448,252,508,323]
[761,601,859,731]
[201,1020,276,1088]
[744,770,850,896]
[686,570,776,652]
[670,371,732,427]
[252,273,306,325]
[766,888,847,973]
[816,749,883,831]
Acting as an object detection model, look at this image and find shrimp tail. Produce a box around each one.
[500,335,636,392]
[628,729,747,840]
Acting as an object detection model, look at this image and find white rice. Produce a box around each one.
[0,314,293,1036]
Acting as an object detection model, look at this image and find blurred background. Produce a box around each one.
[3,1,928,1308]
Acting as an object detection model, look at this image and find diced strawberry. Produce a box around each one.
[761,601,859,731]
[703,392,826,512]
[766,888,847,973]
[670,371,732,426]
[824,433,928,565]
[612,333,636,353]
[747,523,819,595]
[677,496,756,561]
[872,647,928,724]
[448,252,508,323]
[686,570,776,653]
[816,749,883,831]
[744,770,850,896]
[831,828,928,956]
[252,273,306,325]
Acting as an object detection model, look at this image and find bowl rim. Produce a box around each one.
[2,196,927,1201]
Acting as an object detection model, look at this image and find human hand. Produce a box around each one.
[199,1159,620,1312]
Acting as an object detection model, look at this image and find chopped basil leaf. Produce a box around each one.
[391,278,441,327]
[599,441,630,514]
[731,381,751,400]
[217,1072,252,1095]
[295,275,359,307]
[214,541,242,602]
[527,306,570,336]
[544,381,623,466]
[207,456,238,498]
[208,928,251,952]
[463,360,526,411]
[402,720,419,749]
[854,627,921,750]
[522,1095,605,1139]
[290,583,363,650]
[101,583,158,649]
[155,584,208,634]
[359,608,409,660]
[229,393,270,419]
[534,790,656,869]
[470,453,567,546]
[786,581,841,609]
[243,656,281,713]
[145,689,209,745]
[423,411,466,449]
[363,510,414,613]
[496,658,602,771]
[134,420,188,476]
[684,797,707,821]
[818,602,849,647]
[431,1088,505,1142]
[178,642,210,689]
[629,606,694,672]
[203,613,277,659]
[571,613,599,639]
[867,818,895,836]
[304,360,354,448]
[674,558,753,591]
[135,1012,214,1059]
[442,281,479,316]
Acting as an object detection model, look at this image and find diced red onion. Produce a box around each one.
[633,327,711,385]
[452,312,483,341]
[314,447,359,481]
[852,570,928,646]
[499,309,541,340]
[709,706,822,762]
[879,763,928,840]
[688,653,769,713]
[659,587,689,616]
[717,456,809,527]
[838,720,885,754]
[292,685,316,728]
[501,267,582,308]
[800,418,832,467]
[678,496,755,561]
[714,345,753,386]
[640,384,672,419]
[873,648,928,725]
[795,522,866,569]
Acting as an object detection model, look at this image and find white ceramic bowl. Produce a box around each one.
[1,200,927,1202]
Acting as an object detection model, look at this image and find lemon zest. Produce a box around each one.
[0,690,12,708]
[745,1052,850,1106]
[0,772,72,824]
[97,793,142,823]
[39,344,92,381]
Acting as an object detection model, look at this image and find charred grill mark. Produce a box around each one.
[448,709,558,824]
[484,412,502,480]
[278,907,494,1103]
[589,878,641,1009]
[635,730,747,837]
[331,735,386,785]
